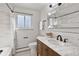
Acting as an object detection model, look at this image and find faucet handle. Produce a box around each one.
[64,38,68,43]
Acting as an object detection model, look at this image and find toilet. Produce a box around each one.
[28,42,37,56]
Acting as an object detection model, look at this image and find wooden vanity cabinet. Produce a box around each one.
[37,40,60,56]
[47,47,60,56]
[37,40,43,56]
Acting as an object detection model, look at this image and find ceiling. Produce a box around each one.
[0,3,49,13]
[0,4,10,12]
[0,4,8,9]
[12,3,48,11]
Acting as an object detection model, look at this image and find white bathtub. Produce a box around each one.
[0,47,12,56]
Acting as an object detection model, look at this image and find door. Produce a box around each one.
[16,30,35,49]
[15,13,40,49]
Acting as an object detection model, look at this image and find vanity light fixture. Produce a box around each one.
[48,4,53,16]
[49,4,52,8]
[58,3,62,6]
[48,3,62,15]
[53,3,62,26]
[48,3,58,16]
[53,3,62,25]
[48,3,62,29]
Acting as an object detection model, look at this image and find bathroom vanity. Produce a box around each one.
[37,39,60,56]
[37,36,79,56]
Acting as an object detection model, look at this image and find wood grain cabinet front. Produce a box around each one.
[37,40,60,56]
[37,40,43,56]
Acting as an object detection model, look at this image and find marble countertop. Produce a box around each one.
[37,36,79,56]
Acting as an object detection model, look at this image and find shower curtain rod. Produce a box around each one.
[5,3,32,15]
[6,3,14,13]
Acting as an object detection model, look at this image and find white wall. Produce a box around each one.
[14,7,40,49]
[0,4,13,48]
[40,3,79,46]
[40,5,49,35]
[0,3,41,54]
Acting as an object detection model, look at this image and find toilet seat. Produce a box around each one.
[28,42,37,56]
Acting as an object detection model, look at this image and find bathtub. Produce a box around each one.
[0,47,12,56]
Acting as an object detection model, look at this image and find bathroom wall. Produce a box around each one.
[40,4,49,35]
[0,4,13,48]
[40,3,79,46]
[14,7,40,49]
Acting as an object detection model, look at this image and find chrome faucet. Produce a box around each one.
[57,35,68,43]
[57,35,63,41]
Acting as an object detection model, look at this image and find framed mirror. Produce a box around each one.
[47,3,79,29]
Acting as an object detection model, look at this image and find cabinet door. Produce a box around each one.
[37,40,60,56]
[42,43,48,56]
[37,40,43,56]
[37,40,48,56]
[47,47,60,56]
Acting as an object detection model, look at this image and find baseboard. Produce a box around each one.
[16,47,30,53]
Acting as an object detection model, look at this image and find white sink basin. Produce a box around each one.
[48,38,72,47]
[48,39,60,46]
[47,38,76,51]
